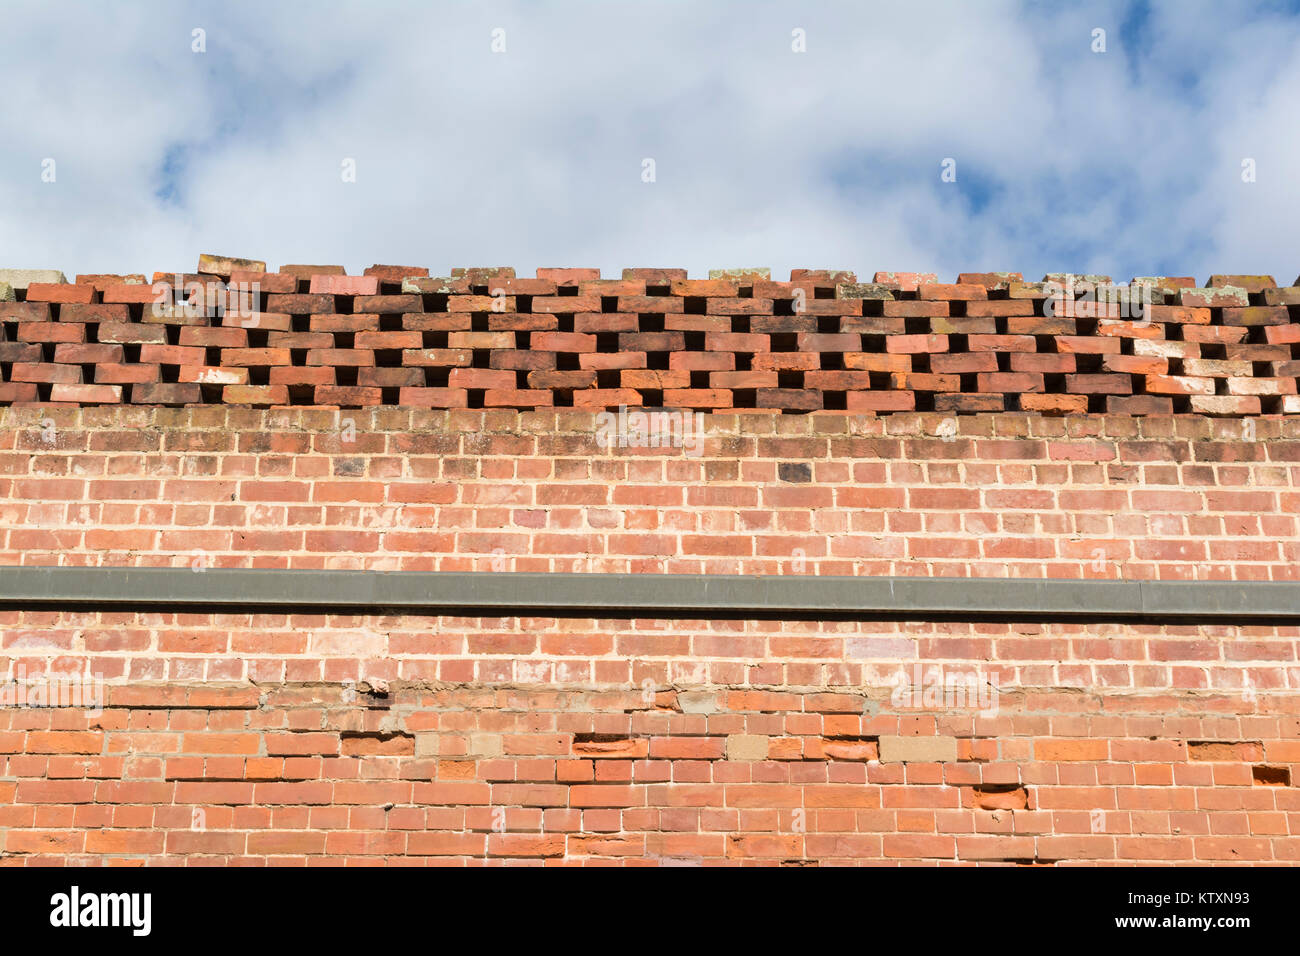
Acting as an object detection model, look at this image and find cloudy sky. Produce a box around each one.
[2,0,1298,283]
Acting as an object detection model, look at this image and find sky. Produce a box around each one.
[2,0,1299,284]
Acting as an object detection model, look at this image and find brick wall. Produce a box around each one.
[5,405,1300,578]
[3,262,1300,415]
[1,405,1297,864]
[3,683,1293,865]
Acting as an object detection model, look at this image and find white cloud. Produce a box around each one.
[0,0,1297,284]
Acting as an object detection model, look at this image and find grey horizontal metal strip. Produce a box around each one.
[0,567,1292,620]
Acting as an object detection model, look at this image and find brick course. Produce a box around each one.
[4,262,1300,415]
[3,407,1299,579]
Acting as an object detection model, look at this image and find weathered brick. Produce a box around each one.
[878,736,958,763]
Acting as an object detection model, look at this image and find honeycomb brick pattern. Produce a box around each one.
[3,262,1299,415]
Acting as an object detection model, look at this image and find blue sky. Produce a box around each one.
[2,0,1299,284]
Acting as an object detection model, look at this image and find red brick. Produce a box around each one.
[308,275,380,295]
[49,383,121,403]
[964,300,1034,317]
[25,283,94,304]
[232,270,294,293]
[1182,325,1247,344]
[230,311,293,332]
[269,366,336,386]
[706,297,774,315]
[364,264,429,282]
[574,312,639,333]
[59,303,131,323]
[266,293,335,314]
[180,327,249,348]
[53,343,123,364]
[306,349,376,367]
[447,295,510,312]
[1055,335,1120,354]
[668,351,729,371]
[528,370,597,390]
[354,330,423,350]
[0,342,42,362]
[448,368,516,390]
[623,268,687,283]
[537,268,600,284]
[220,348,292,367]
[1101,354,1166,375]
[1147,305,1210,325]
[95,363,162,385]
[623,369,692,389]
[669,279,737,297]
[1020,394,1087,414]
[1010,352,1075,373]
[279,263,344,278]
[484,388,553,407]
[796,332,861,352]
[1179,287,1249,308]
[488,350,548,373]
[619,296,684,313]
[882,301,947,318]
[805,370,873,390]
[0,302,52,321]
[1221,306,1288,327]
[873,271,936,292]
[398,387,469,407]
[0,381,40,401]
[931,352,999,373]
[935,393,1004,411]
[956,271,1023,290]
[531,295,602,313]
[978,372,1043,393]
[1207,274,1275,292]
[583,352,649,370]
[1262,287,1300,306]
[101,283,164,304]
[130,382,201,404]
[179,365,249,386]
[448,332,515,350]
[886,334,948,354]
[709,370,778,389]
[756,388,823,410]
[669,312,743,333]
[847,390,915,412]
[307,314,379,334]
[531,331,597,352]
[890,372,959,392]
[75,273,147,290]
[918,283,987,300]
[10,363,81,384]
[18,322,86,344]
[1065,374,1132,395]
[1108,395,1173,415]
[753,352,821,371]
[1145,375,1214,395]
[662,388,733,408]
[223,385,289,405]
[571,388,642,407]
[314,385,383,406]
[842,353,912,374]
[402,348,473,367]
